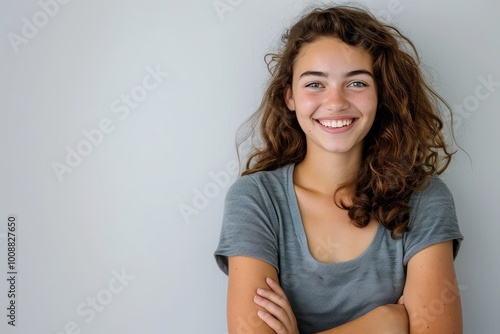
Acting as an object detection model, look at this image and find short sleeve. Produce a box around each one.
[214,175,280,275]
[403,177,464,265]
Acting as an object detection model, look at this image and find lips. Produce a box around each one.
[317,118,354,128]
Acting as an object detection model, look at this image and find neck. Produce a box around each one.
[294,144,363,196]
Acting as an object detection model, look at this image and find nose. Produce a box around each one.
[323,87,349,112]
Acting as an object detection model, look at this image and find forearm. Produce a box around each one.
[315,305,408,334]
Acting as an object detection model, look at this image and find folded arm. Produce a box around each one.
[227,256,279,334]
[227,256,407,334]
[227,241,462,334]
[402,240,463,333]
[318,241,462,333]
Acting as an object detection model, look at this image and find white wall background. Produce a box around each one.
[0,0,498,333]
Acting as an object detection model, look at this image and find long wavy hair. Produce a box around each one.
[237,5,455,237]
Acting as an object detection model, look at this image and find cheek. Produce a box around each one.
[295,97,316,118]
[295,91,320,107]
[296,113,313,133]
[359,95,378,120]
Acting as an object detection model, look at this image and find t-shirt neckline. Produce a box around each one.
[285,163,384,267]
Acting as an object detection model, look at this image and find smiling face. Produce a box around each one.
[285,37,378,158]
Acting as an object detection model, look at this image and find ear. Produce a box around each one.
[284,87,296,111]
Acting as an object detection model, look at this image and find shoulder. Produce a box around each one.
[413,175,452,199]
[409,176,455,217]
[404,176,463,263]
[226,165,292,201]
[215,167,292,274]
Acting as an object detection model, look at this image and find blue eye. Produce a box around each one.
[306,82,322,88]
[350,81,367,88]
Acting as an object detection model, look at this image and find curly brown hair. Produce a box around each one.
[237,5,455,237]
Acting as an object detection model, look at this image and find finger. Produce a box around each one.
[262,277,295,321]
[266,277,287,297]
[256,287,292,320]
[254,294,291,328]
[254,294,290,321]
[257,286,288,308]
[257,310,287,334]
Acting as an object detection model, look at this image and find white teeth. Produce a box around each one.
[319,119,353,128]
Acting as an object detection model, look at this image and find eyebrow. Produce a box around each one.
[299,69,374,79]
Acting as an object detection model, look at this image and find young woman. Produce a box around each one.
[214,5,463,334]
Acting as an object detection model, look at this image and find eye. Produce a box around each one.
[349,81,367,88]
[305,82,323,88]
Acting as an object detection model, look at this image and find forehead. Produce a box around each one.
[293,37,373,73]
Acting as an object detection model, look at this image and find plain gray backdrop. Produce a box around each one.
[1,0,499,333]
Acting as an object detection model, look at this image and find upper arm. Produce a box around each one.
[227,256,279,334]
[403,241,463,333]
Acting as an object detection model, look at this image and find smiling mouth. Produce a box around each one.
[317,119,354,128]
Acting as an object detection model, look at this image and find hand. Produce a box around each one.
[253,277,299,334]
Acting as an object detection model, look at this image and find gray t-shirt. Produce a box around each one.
[214,164,463,333]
